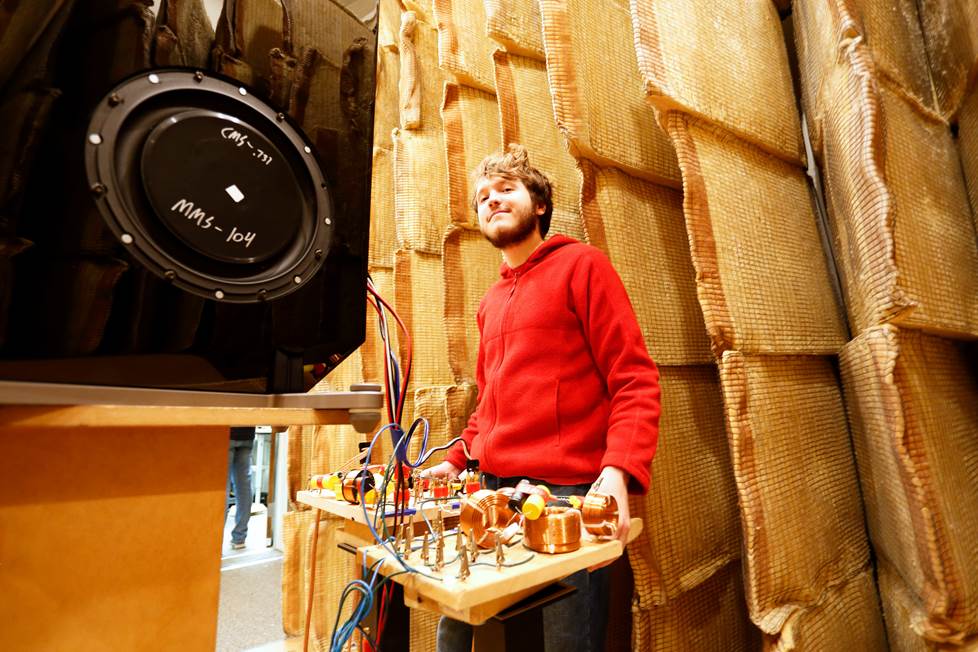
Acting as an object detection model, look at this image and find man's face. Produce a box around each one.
[475,175,545,248]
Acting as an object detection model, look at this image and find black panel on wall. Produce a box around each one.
[0,0,377,393]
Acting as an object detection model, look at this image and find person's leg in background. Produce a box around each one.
[228,439,254,548]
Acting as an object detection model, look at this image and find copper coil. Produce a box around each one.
[582,492,618,538]
[523,507,582,554]
[340,469,375,504]
[459,490,517,549]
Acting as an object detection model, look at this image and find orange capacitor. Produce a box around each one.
[308,473,341,492]
[431,477,451,499]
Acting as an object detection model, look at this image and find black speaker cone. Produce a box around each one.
[85,69,332,303]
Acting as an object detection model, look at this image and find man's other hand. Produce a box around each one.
[420,461,461,480]
[595,466,630,544]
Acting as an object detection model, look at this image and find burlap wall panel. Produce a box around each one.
[579,161,711,364]
[539,0,681,185]
[370,145,398,268]
[631,0,804,164]
[410,608,441,652]
[769,568,887,651]
[837,0,937,115]
[632,561,759,652]
[818,57,978,337]
[484,0,545,59]
[492,50,584,240]
[394,249,454,385]
[877,556,933,652]
[433,0,495,91]
[402,0,434,26]
[916,0,978,118]
[792,0,843,151]
[153,0,215,67]
[628,365,739,606]
[839,325,978,644]
[666,113,848,357]
[443,226,501,382]
[441,83,502,230]
[958,87,978,233]
[719,352,869,634]
[392,19,451,254]
[408,383,478,462]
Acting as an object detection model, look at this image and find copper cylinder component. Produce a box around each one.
[459,489,516,549]
[523,506,582,554]
[582,492,618,538]
[340,469,375,504]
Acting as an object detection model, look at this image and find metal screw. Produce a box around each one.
[276,113,285,122]
[107,93,122,107]
[148,73,160,84]
[324,217,331,225]
[238,87,247,96]
[303,146,311,154]
[314,249,324,260]
[293,275,302,284]
[164,270,176,281]
[214,289,225,300]
[90,183,107,196]
[120,233,133,244]
[257,289,267,301]
[88,133,102,145]
[194,71,204,82]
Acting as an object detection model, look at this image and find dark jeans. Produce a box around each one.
[436,475,611,652]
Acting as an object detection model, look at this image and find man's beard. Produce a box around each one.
[481,205,539,248]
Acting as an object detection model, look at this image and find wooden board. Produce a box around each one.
[359,517,643,624]
[297,489,461,528]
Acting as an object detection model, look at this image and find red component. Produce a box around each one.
[465,481,481,494]
[432,483,450,499]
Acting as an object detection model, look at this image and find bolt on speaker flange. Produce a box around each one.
[85,69,333,304]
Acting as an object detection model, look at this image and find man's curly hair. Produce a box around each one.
[470,144,554,237]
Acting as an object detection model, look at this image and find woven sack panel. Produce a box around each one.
[441,83,502,230]
[627,365,740,606]
[877,82,978,338]
[719,352,870,634]
[769,567,887,651]
[916,0,978,118]
[878,556,937,652]
[394,249,454,385]
[631,0,804,164]
[0,237,30,348]
[282,508,313,636]
[539,0,680,185]
[959,87,978,231]
[402,0,433,27]
[492,50,585,241]
[837,0,937,116]
[792,0,845,152]
[579,161,712,364]
[443,226,501,383]
[410,384,478,463]
[632,560,759,652]
[839,325,978,643]
[392,19,451,254]
[433,0,495,91]
[410,608,441,652]
[484,0,544,59]
[153,0,215,68]
[370,145,398,268]
[666,113,848,357]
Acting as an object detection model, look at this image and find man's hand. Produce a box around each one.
[420,461,461,480]
[594,466,630,544]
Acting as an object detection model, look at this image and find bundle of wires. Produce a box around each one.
[325,278,475,652]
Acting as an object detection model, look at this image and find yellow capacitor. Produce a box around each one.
[523,493,546,520]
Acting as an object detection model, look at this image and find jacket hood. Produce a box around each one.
[500,235,578,278]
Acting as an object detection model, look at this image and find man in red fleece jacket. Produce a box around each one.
[426,145,660,652]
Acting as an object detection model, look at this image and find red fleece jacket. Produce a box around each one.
[445,235,661,493]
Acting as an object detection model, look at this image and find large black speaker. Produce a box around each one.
[0,0,377,396]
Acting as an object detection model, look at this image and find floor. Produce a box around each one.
[217,506,302,652]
